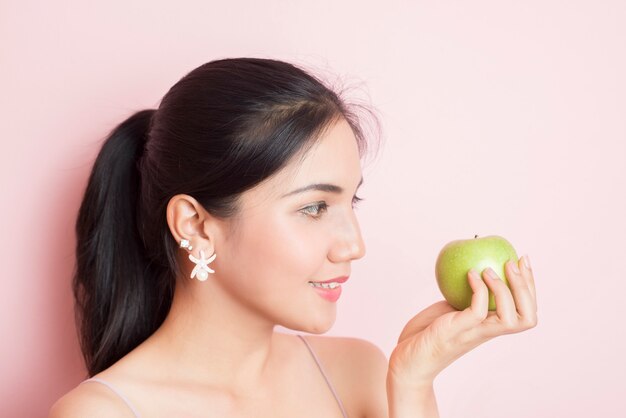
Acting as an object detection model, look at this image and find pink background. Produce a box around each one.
[2,1,625,416]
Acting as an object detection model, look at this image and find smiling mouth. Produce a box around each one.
[308,281,341,289]
[308,275,349,285]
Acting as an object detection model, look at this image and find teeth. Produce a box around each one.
[309,282,340,289]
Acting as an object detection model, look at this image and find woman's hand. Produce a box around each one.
[387,255,538,388]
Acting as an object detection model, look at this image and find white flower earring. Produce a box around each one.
[188,250,217,281]
[180,239,217,281]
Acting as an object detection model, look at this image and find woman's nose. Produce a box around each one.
[329,212,366,262]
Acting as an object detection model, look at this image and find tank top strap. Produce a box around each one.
[297,334,349,418]
[80,377,141,418]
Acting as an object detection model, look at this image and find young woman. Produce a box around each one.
[49,57,538,418]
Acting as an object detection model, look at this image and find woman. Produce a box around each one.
[49,57,538,418]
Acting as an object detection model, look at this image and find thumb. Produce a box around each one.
[397,300,457,344]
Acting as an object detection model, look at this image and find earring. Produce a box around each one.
[179,239,193,251]
[188,249,217,281]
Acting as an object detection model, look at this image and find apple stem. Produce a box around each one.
[474,234,478,238]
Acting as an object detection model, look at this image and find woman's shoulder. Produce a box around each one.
[301,333,389,382]
[48,377,136,418]
[300,333,387,365]
[296,333,389,418]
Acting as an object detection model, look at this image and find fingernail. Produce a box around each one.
[485,267,499,280]
[511,260,520,275]
[523,254,532,271]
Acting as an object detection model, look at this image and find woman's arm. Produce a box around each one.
[352,339,439,418]
[386,377,439,418]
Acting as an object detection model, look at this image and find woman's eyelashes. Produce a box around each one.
[300,202,328,219]
[352,195,364,206]
[300,195,365,220]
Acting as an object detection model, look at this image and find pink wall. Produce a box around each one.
[2,1,625,416]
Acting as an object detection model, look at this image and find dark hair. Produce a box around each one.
[73,57,382,377]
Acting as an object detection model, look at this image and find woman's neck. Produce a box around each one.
[130,278,279,394]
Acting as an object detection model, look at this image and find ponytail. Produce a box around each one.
[73,109,172,377]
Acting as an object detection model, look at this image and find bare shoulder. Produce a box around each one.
[304,334,388,368]
[303,334,389,418]
[48,380,136,418]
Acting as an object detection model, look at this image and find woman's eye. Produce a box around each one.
[301,195,365,219]
[300,202,328,219]
[352,195,365,208]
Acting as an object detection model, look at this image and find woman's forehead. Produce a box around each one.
[286,120,360,182]
[240,119,361,207]
[277,125,359,189]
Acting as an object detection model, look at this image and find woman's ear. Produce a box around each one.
[166,194,215,255]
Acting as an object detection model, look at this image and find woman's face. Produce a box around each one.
[216,117,366,333]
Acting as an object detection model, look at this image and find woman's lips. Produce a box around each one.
[309,275,349,284]
[310,284,342,302]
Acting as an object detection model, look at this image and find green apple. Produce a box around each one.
[435,235,518,311]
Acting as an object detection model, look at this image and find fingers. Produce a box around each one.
[450,270,491,342]
[477,257,538,336]
[521,255,537,309]
[467,269,489,321]
[504,258,537,328]
[481,266,517,325]
[442,270,507,346]
[399,256,539,348]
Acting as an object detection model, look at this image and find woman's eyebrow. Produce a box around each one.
[281,176,363,198]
